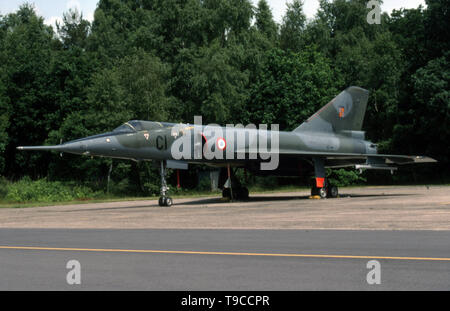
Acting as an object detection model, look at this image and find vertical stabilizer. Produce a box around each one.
[294,87,369,133]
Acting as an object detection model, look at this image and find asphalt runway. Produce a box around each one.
[1,186,449,290]
[1,228,450,290]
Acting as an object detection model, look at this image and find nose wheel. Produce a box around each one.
[158,161,173,207]
[159,196,173,207]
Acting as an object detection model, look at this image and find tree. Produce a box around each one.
[88,0,160,62]
[408,54,449,166]
[0,80,8,175]
[202,0,253,45]
[300,1,403,150]
[255,0,278,42]
[389,7,427,75]
[1,4,59,178]
[172,42,249,125]
[424,0,450,59]
[387,2,449,181]
[0,0,448,188]
[280,0,307,52]
[57,8,90,50]
[0,15,9,175]
[245,47,341,130]
[333,30,403,147]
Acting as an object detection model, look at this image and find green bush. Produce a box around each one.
[327,168,366,187]
[4,177,101,203]
[254,176,278,189]
[197,177,211,191]
[143,181,160,196]
[0,177,8,199]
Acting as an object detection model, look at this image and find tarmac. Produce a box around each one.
[0,185,449,290]
[0,186,449,230]
[1,228,450,290]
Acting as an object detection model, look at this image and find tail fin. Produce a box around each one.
[294,86,369,133]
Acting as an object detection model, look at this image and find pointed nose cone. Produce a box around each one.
[17,131,120,157]
[17,141,89,155]
[50,136,111,156]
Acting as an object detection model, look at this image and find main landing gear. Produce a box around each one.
[222,186,249,201]
[221,165,250,201]
[311,184,339,199]
[158,161,173,207]
[311,157,339,199]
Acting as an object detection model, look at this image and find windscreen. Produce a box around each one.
[128,120,144,131]
[113,123,136,133]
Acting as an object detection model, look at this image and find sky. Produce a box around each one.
[268,0,426,22]
[0,0,427,29]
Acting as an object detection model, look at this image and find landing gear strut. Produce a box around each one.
[221,165,250,201]
[311,157,338,199]
[158,161,173,207]
[222,186,249,200]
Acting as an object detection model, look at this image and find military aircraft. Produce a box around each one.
[18,87,436,206]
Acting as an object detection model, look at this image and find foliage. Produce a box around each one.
[280,0,306,52]
[0,97,8,175]
[0,176,7,198]
[1,4,58,178]
[0,0,448,198]
[255,0,278,42]
[3,177,101,203]
[327,168,366,187]
[245,47,342,130]
[408,54,449,172]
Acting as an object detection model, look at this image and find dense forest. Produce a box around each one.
[0,0,448,199]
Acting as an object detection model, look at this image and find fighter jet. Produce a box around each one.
[18,87,436,206]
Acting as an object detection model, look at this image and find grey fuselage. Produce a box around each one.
[32,120,377,167]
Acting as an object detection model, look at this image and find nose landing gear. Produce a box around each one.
[158,161,173,207]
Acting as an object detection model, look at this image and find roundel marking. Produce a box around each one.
[217,137,226,151]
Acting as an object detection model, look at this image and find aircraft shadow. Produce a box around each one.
[66,193,416,211]
[180,193,415,206]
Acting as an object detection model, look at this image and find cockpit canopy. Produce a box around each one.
[113,120,175,133]
[113,123,135,133]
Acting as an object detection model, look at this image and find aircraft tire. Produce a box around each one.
[159,196,167,207]
[319,187,328,199]
[158,196,173,207]
[328,185,339,198]
[222,188,231,199]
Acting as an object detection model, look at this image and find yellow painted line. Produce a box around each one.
[1,246,450,262]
